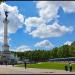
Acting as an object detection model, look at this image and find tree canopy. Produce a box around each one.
[12,41,75,62]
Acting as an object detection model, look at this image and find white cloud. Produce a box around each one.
[24,1,74,38]
[36,1,60,21]
[29,21,73,38]
[35,40,54,49]
[64,41,72,45]
[36,1,75,21]
[60,1,75,13]
[16,45,32,52]
[25,17,44,32]
[35,1,75,21]
[0,2,24,34]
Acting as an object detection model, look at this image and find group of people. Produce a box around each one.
[65,63,72,72]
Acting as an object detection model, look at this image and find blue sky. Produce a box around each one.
[0,1,75,51]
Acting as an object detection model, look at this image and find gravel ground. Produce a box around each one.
[0,65,75,74]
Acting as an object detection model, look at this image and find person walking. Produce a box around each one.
[5,60,8,66]
[12,62,15,67]
[12,59,15,67]
[65,63,68,71]
[24,61,27,69]
[69,63,72,72]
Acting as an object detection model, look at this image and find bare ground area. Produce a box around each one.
[0,65,75,74]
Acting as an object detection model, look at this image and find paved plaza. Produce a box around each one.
[0,65,75,74]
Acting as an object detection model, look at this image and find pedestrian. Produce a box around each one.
[65,63,68,71]
[1,61,3,65]
[12,60,15,67]
[6,61,8,66]
[69,63,72,72]
[5,61,8,66]
[12,62,14,66]
[24,61,27,69]
[0,61,1,65]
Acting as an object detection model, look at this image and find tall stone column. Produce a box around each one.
[2,11,10,61]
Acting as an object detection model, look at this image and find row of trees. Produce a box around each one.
[12,41,75,62]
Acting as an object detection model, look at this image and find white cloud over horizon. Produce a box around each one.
[14,45,32,52]
[35,40,54,49]
[64,41,72,45]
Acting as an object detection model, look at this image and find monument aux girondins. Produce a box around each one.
[2,10,11,61]
[1,10,17,64]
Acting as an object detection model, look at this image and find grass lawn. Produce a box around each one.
[16,62,75,71]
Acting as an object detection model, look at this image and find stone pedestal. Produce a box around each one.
[2,45,11,62]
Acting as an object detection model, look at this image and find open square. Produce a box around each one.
[0,1,75,74]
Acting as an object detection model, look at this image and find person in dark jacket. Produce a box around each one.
[5,60,8,66]
[12,62,15,66]
[24,61,27,69]
[69,63,72,72]
[12,59,15,67]
[65,63,68,71]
